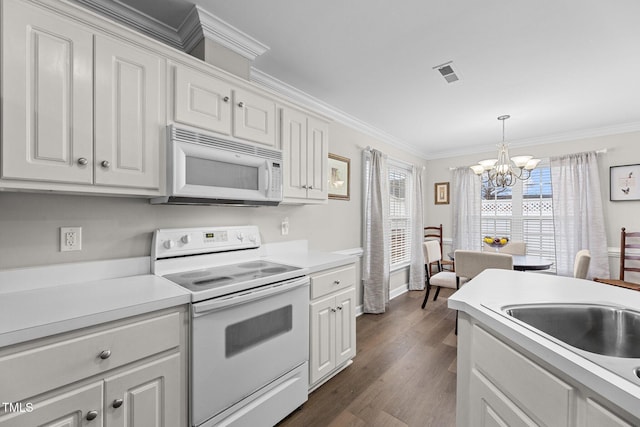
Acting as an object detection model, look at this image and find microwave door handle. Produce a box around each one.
[266,162,272,196]
[192,276,309,317]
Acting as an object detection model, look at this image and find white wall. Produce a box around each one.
[0,120,429,305]
[423,130,640,278]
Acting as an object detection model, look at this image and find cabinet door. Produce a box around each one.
[334,288,356,367]
[305,117,329,200]
[585,399,633,427]
[173,65,232,135]
[309,295,336,385]
[233,88,276,146]
[469,369,538,427]
[281,108,309,199]
[104,354,182,427]
[94,35,163,190]
[0,381,103,427]
[1,0,93,184]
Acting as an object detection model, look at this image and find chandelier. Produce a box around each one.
[470,115,540,188]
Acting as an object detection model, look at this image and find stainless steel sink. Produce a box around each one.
[505,304,640,358]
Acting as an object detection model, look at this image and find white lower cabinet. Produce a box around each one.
[309,264,356,388]
[457,314,638,427]
[0,307,187,427]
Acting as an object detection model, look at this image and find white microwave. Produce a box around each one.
[151,126,283,206]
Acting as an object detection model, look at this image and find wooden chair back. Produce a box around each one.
[620,227,640,281]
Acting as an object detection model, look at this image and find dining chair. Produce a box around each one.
[424,224,454,272]
[594,227,640,290]
[484,241,526,255]
[453,250,514,333]
[421,240,462,309]
[573,249,591,279]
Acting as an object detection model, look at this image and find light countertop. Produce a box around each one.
[0,244,359,349]
[449,269,640,419]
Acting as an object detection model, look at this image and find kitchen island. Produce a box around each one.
[449,269,640,426]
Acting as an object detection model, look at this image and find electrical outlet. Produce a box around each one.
[281,217,289,236]
[60,227,82,252]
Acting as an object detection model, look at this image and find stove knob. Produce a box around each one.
[248,234,257,243]
[164,240,175,249]
[236,232,244,241]
[181,234,191,244]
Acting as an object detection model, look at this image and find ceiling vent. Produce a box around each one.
[433,61,460,84]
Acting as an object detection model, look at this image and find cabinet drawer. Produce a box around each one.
[0,311,180,403]
[310,265,355,299]
[472,325,575,426]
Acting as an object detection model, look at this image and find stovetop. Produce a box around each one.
[152,226,308,302]
[162,260,303,294]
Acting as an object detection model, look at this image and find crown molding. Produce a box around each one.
[73,0,182,49]
[250,68,430,160]
[426,121,640,160]
[178,6,269,60]
[73,1,269,61]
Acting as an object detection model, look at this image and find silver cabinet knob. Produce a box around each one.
[112,399,124,409]
[223,96,230,102]
[86,410,98,421]
[77,158,88,166]
[333,280,341,285]
[238,101,245,108]
[101,160,110,168]
[99,350,111,360]
[337,305,343,310]
[308,186,313,190]
[330,307,337,312]
[301,185,308,189]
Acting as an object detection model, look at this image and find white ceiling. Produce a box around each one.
[113,0,640,158]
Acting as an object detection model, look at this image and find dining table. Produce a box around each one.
[448,252,553,272]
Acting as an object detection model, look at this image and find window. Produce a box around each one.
[481,165,556,272]
[388,160,413,267]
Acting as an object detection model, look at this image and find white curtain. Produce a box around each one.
[362,149,390,313]
[550,151,609,279]
[452,167,482,251]
[409,166,425,290]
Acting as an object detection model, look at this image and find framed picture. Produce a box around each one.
[328,154,350,200]
[435,182,450,205]
[610,164,640,201]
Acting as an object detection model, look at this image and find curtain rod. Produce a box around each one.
[447,148,609,170]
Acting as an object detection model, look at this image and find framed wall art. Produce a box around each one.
[610,163,640,201]
[328,154,350,200]
[435,182,450,205]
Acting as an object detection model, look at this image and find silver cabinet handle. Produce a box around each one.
[337,305,343,310]
[223,96,230,102]
[330,307,337,312]
[101,160,110,168]
[333,280,341,285]
[238,101,245,108]
[86,410,98,421]
[99,350,111,360]
[77,158,88,166]
[112,399,124,409]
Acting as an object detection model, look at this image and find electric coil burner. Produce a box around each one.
[152,226,310,427]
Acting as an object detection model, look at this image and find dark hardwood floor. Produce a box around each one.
[279,288,458,427]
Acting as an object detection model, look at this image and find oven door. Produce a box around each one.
[191,276,309,426]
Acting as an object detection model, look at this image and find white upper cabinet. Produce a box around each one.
[281,107,329,203]
[94,36,163,190]
[1,0,164,195]
[174,65,232,135]
[172,64,276,146]
[1,0,94,185]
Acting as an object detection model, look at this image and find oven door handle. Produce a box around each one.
[192,276,309,316]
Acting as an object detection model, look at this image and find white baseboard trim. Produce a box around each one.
[355,283,411,317]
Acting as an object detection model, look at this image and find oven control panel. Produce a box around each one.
[152,226,260,259]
